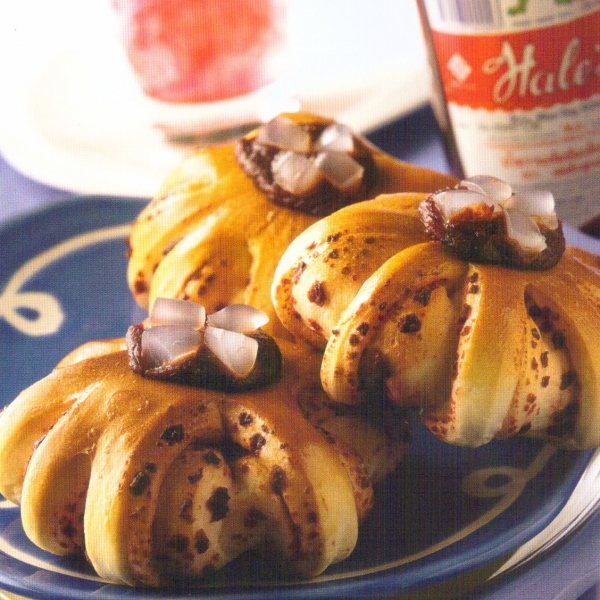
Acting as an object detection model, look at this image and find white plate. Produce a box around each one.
[0,0,430,198]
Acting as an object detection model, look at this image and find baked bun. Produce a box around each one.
[0,336,405,587]
[126,112,456,335]
[272,191,600,449]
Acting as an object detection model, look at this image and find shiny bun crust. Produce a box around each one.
[272,192,600,449]
[0,337,404,586]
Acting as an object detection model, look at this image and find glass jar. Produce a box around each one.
[112,0,289,104]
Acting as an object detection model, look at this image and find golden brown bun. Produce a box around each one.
[272,192,600,449]
[127,112,456,337]
[0,337,404,587]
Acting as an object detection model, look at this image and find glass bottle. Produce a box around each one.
[417,0,600,225]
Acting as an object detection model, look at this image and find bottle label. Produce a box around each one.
[431,8,600,111]
[422,0,600,224]
[422,0,600,32]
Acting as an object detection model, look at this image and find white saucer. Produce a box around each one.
[0,0,429,198]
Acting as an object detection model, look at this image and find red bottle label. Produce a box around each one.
[431,9,600,111]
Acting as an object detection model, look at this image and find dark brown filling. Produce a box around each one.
[235,120,377,216]
[419,196,565,270]
[126,324,282,392]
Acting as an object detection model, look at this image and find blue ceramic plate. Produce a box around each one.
[0,197,596,600]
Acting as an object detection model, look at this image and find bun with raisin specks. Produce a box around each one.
[0,335,406,587]
[272,181,600,449]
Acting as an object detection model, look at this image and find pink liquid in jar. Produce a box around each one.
[113,0,288,103]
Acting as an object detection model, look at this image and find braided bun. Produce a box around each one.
[273,191,600,449]
[0,337,404,586]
